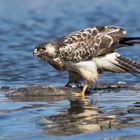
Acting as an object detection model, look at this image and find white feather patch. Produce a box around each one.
[74,61,99,82]
[45,43,56,57]
[93,52,124,72]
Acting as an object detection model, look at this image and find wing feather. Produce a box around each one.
[58,25,126,62]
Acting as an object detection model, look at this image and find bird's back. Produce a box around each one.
[57,26,126,62]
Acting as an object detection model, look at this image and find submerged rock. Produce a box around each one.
[3,82,140,100]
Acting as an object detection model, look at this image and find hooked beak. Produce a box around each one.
[33,48,39,56]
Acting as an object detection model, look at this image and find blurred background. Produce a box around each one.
[0,0,140,87]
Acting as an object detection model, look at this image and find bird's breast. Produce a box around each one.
[73,61,99,83]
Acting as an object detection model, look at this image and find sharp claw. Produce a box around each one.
[74,92,88,105]
[75,92,82,97]
[74,83,88,97]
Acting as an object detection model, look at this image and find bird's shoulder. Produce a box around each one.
[59,25,126,46]
[55,26,126,62]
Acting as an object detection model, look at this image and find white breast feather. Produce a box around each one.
[74,61,99,83]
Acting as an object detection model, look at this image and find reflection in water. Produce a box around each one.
[3,89,140,138]
[37,98,115,136]
[28,92,139,136]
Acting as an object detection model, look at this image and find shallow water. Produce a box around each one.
[0,0,140,139]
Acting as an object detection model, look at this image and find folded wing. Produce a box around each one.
[58,25,126,62]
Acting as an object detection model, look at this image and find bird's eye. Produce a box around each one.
[41,47,46,50]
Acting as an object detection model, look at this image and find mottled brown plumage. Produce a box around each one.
[57,26,126,62]
[33,25,140,96]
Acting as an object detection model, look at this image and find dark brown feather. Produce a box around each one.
[119,37,140,46]
[56,26,126,62]
[115,56,140,78]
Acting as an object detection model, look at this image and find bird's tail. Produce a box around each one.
[117,37,140,78]
[119,37,140,46]
[115,55,140,78]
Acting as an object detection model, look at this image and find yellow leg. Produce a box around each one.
[75,83,88,97]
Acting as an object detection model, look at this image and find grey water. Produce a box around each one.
[0,0,140,139]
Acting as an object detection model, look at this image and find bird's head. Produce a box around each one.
[33,42,57,61]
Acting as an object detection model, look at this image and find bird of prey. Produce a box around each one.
[33,25,140,97]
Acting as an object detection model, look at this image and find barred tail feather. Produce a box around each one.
[115,56,140,78]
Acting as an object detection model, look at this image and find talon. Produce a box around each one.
[75,92,83,97]
[74,83,88,97]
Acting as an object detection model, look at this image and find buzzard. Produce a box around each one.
[33,26,140,97]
